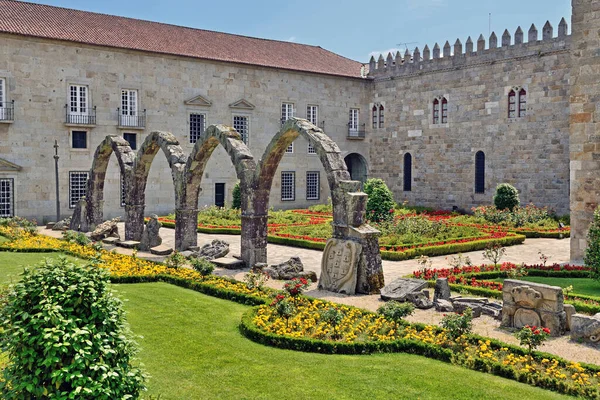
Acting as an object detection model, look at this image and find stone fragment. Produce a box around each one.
[263,256,317,281]
[318,238,361,295]
[435,299,454,312]
[433,278,451,302]
[150,245,173,256]
[453,302,482,318]
[564,304,576,331]
[90,217,121,241]
[481,303,503,320]
[406,291,434,309]
[102,237,120,245]
[118,240,140,249]
[195,239,230,261]
[70,198,87,231]
[571,313,600,342]
[211,257,245,270]
[380,278,428,301]
[180,250,195,258]
[139,214,162,251]
[45,222,55,229]
[52,217,71,231]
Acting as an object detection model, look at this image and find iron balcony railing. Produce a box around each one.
[119,108,146,128]
[0,100,14,122]
[65,105,96,125]
[347,123,366,139]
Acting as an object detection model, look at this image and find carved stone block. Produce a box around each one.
[318,238,361,295]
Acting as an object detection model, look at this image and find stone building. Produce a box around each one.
[0,0,598,261]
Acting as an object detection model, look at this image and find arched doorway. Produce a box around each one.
[344,153,368,183]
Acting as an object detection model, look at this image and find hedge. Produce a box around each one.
[460,270,591,280]
[515,230,570,239]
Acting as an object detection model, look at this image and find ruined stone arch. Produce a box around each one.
[85,135,136,231]
[178,124,257,257]
[127,131,188,241]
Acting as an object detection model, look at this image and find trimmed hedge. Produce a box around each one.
[516,230,570,239]
[460,270,591,280]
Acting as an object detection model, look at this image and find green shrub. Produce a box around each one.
[164,251,186,269]
[493,183,520,211]
[585,206,600,280]
[190,257,215,276]
[515,325,550,353]
[62,230,91,245]
[441,308,473,339]
[0,257,145,398]
[377,301,415,321]
[363,178,395,222]
[232,181,241,209]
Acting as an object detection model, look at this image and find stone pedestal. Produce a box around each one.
[175,208,199,251]
[125,204,145,241]
[241,213,268,267]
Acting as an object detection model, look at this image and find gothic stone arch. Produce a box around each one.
[179,124,257,259]
[252,118,384,294]
[85,135,135,232]
[128,131,188,241]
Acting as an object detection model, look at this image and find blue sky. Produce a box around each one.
[32,0,571,62]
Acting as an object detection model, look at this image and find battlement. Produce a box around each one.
[368,18,570,79]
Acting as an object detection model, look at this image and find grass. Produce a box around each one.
[493,277,600,297]
[115,282,570,400]
[0,251,82,285]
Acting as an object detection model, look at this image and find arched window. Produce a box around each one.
[379,105,385,128]
[433,99,440,124]
[508,90,516,118]
[441,97,448,123]
[372,105,378,129]
[475,151,485,194]
[518,89,527,117]
[403,153,412,192]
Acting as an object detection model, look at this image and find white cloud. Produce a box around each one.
[368,48,402,60]
[286,36,297,42]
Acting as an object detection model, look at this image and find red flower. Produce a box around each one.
[543,328,551,334]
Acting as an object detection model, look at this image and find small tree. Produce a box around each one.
[232,181,241,209]
[1,257,145,398]
[493,183,520,211]
[585,206,600,280]
[363,178,395,222]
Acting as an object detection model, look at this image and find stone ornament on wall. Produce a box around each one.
[318,238,361,295]
[501,279,567,336]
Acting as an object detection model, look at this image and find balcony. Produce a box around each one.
[65,105,96,126]
[119,108,146,129]
[0,100,14,123]
[347,123,366,139]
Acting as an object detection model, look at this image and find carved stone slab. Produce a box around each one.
[380,278,428,301]
[318,238,361,295]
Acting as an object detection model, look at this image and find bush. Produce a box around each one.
[0,257,145,398]
[363,178,395,222]
[493,183,520,211]
[440,308,473,339]
[190,257,214,276]
[377,301,415,321]
[585,206,600,280]
[62,230,91,246]
[164,251,186,269]
[515,325,550,353]
[232,181,241,209]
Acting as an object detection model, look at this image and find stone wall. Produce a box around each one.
[569,0,600,262]
[0,34,370,222]
[368,25,571,214]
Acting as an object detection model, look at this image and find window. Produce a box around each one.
[307,143,316,154]
[433,97,448,124]
[372,105,378,129]
[123,133,137,150]
[189,113,206,144]
[71,130,87,149]
[475,151,485,193]
[0,178,14,217]
[281,171,295,201]
[69,171,89,208]
[281,102,294,124]
[307,105,318,125]
[306,171,320,200]
[286,142,294,153]
[69,84,88,115]
[379,104,385,128]
[403,153,412,192]
[509,89,527,118]
[349,108,359,132]
[433,99,440,124]
[0,78,4,108]
[120,89,138,126]
[233,115,249,144]
[120,174,126,207]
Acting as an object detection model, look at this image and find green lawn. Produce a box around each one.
[494,277,600,297]
[0,251,82,285]
[116,282,570,400]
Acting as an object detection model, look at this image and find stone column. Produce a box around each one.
[124,204,145,241]
[570,0,600,262]
[175,208,198,251]
[241,214,268,267]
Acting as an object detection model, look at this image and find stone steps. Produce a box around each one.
[211,257,246,270]
[150,245,173,256]
[117,240,140,249]
[102,237,121,245]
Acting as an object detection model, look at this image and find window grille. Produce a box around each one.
[441,97,448,124]
[306,171,320,200]
[190,113,206,144]
[307,143,316,154]
[233,115,249,144]
[0,178,14,217]
[69,171,89,208]
[72,131,87,149]
[281,171,295,201]
[475,151,485,193]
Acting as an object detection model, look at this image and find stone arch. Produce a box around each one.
[178,124,257,257]
[252,118,384,293]
[85,135,135,231]
[127,131,188,241]
[344,152,368,183]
